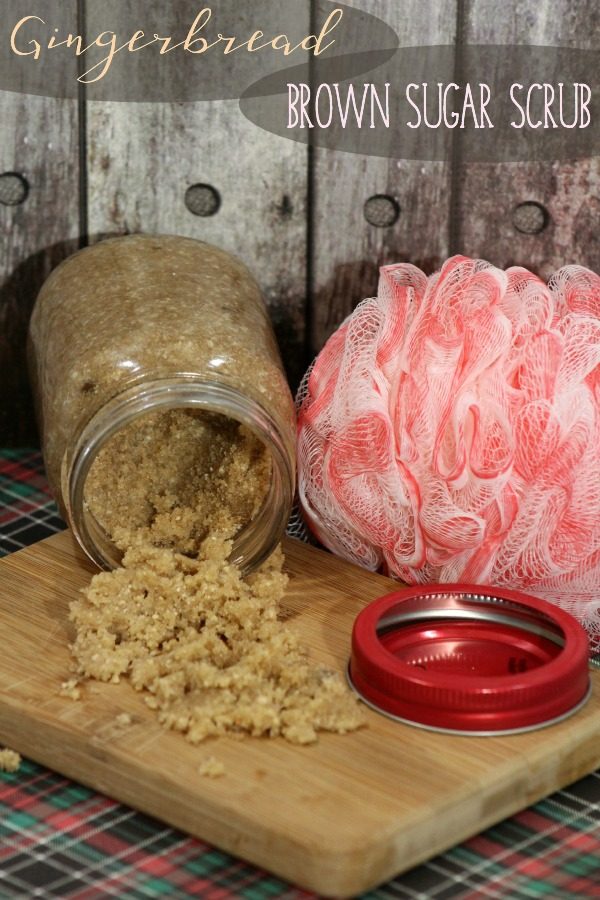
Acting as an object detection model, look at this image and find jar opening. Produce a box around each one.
[66,378,294,575]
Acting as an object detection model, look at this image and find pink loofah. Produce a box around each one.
[297,256,600,650]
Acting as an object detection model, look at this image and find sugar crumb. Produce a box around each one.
[115,713,132,726]
[198,756,225,778]
[0,748,21,773]
[60,678,81,700]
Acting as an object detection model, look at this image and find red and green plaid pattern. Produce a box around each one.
[0,449,65,556]
[1,449,599,899]
[0,759,312,899]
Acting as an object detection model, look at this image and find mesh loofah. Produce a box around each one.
[297,256,600,651]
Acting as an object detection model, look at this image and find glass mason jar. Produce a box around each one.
[28,234,296,573]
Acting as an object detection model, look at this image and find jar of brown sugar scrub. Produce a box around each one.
[28,234,296,573]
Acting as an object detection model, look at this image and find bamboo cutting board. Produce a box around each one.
[1,532,599,897]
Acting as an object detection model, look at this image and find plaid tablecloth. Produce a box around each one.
[1,449,599,900]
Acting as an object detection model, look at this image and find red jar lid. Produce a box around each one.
[349,584,591,734]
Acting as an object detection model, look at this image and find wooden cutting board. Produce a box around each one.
[1,531,599,897]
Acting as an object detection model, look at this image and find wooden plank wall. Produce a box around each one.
[85,2,309,387]
[455,0,600,280]
[310,0,457,350]
[0,2,81,445]
[0,1,598,444]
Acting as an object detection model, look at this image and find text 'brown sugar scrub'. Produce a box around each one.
[28,235,364,747]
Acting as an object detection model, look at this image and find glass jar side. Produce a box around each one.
[28,234,296,508]
[27,234,297,572]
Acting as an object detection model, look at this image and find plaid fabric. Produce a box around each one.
[1,450,599,900]
[0,449,65,556]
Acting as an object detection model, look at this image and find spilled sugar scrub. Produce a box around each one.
[69,408,364,746]
[198,757,226,778]
[0,749,21,773]
[26,235,341,749]
[70,536,363,745]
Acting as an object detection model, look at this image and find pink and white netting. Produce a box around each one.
[297,256,600,651]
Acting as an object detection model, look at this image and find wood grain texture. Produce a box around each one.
[1,530,599,896]
[309,0,457,354]
[454,0,600,278]
[84,2,310,388]
[0,3,81,445]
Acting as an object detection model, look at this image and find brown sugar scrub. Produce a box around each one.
[69,536,365,745]
[72,404,364,745]
[28,235,364,746]
[60,678,82,700]
[83,408,272,557]
[0,749,21,773]
[198,757,226,779]
[28,234,297,573]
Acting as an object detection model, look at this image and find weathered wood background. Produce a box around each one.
[1,0,598,445]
